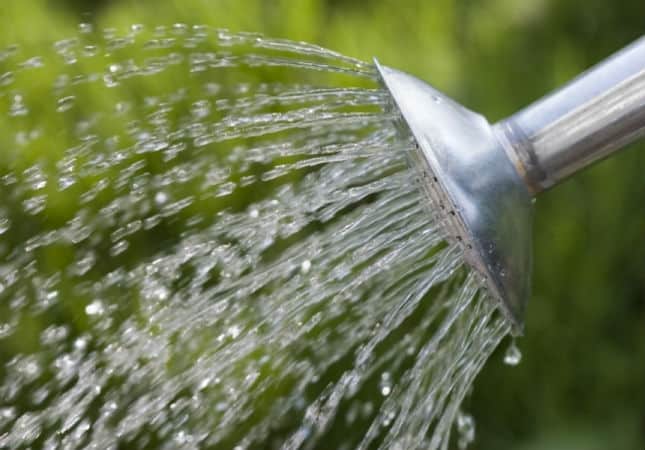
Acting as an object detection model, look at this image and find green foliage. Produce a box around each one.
[1,0,643,448]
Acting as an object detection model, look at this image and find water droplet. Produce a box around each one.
[196,377,212,391]
[40,325,69,345]
[172,23,189,35]
[503,339,522,366]
[43,290,59,307]
[155,191,168,205]
[20,56,44,69]
[74,336,88,351]
[53,354,78,382]
[0,322,15,338]
[148,286,169,301]
[78,22,93,34]
[56,95,75,113]
[72,253,95,276]
[131,23,144,33]
[191,100,211,119]
[15,355,41,381]
[227,325,242,339]
[379,372,393,396]
[82,45,98,57]
[248,208,259,219]
[85,300,105,316]
[174,430,193,445]
[24,165,47,190]
[0,217,10,234]
[456,410,475,449]
[10,93,28,116]
[23,195,47,215]
[62,53,77,65]
[381,409,396,427]
[217,29,235,46]
[0,406,16,422]
[0,71,14,86]
[300,259,312,274]
[110,240,129,256]
[54,38,77,54]
[58,175,76,190]
[215,181,236,197]
[103,74,118,88]
[144,214,161,230]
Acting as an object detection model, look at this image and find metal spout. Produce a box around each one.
[375,36,645,333]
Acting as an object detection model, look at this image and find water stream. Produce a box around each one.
[0,25,511,449]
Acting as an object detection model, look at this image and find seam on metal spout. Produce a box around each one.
[493,121,546,196]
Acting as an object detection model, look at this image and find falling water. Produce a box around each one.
[0,25,511,449]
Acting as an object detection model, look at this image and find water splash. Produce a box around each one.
[0,26,510,449]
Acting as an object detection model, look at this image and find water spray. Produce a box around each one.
[376,36,645,333]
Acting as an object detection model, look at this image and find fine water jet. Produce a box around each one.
[376,36,645,333]
[0,27,512,449]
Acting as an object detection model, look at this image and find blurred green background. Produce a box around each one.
[1,0,644,449]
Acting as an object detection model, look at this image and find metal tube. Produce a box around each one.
[496,36,645,194]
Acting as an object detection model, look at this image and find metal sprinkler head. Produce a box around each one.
[375,35,645,334]
[374,60,533,334]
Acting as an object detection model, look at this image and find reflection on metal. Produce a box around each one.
[376,35,645,333]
